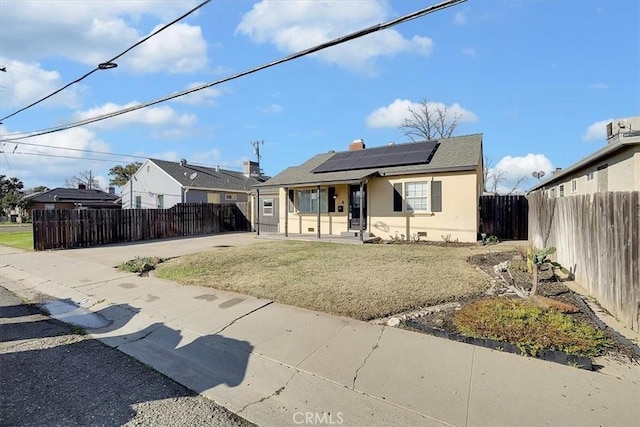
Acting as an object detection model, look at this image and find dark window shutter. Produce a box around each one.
[288,189,294,212]
[393,183,403,212]
[328,187,336,212]
[431,181,442,212]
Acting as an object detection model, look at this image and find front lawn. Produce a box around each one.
[0,231,33,251]
[155,240,491,320]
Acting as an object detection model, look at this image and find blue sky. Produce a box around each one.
[1,0,638,193]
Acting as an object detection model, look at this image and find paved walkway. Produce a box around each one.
[1,234,638,426]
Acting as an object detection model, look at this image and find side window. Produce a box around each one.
[156,194,164,209]
[135,196,142,209]
[263,199,273,216]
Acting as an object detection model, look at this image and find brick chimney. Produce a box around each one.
[349,138,366,151]
[78,183,86,189]
[243,160,261,177]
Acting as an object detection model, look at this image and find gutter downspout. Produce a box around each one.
[256,188,260,235]
[359,181,364,242]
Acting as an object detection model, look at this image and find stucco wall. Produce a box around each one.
[539,146,639,198]
[368,172,479,242]
[186,190,248,204]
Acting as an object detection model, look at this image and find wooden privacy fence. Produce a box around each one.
[528,191,640,332]
[33,203,251,251]
[479,195,528,240]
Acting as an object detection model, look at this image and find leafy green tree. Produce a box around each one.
[32,185,49,193]
[109,162,142,187]
[0,175,25,215]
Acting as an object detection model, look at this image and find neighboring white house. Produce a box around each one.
[122,158,265,209]
[528,117,640,197]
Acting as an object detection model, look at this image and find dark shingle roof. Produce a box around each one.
[24,188,120,206]
[259,134,483,187]
[150,159,261,192]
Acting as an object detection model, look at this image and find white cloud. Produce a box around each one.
[0,59,81,109]
[0,1,207,73]
[124,23,208,74]
[262,104,283,114]
[366,98,478,128]
[453,10,468,25]
[486,153,554,194]
[582,119,612,141]
[236,0,434,74]
[74,102,197,130]
[1,125,112,189]
[588,82,609,90]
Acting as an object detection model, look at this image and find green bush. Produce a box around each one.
[117,256,164,274]
[453,298,611,357]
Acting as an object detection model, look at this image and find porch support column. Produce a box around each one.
[359,181,364,242]
[256,188,260,235]
[317,184,321,239]
[284,187,289,237]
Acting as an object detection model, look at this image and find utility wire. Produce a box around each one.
[0,0,466,144]
[2,140,150,160]
[0,0,212,123]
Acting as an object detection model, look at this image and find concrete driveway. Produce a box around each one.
[35,232,264,267]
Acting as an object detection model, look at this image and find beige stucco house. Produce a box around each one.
[255,134,484,243]
[528,118,640,197]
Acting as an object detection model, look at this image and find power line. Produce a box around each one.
[0,0,466,144]
[1,145,244,171]
[0,0,212,123]
[2,140,149,160]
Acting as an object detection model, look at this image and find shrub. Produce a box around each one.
[117,256,164,274]
[453,298,611,357]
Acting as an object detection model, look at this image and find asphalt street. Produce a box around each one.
[0,285,254,427]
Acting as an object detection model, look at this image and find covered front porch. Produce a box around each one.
[255,176,373,242]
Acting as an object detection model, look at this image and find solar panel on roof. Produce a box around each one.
[312,141,439,173]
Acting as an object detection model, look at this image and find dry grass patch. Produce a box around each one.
[156,240,491,320]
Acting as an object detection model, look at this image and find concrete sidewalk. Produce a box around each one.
[1,235,638,426]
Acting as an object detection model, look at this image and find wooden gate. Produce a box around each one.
[479,195,528,240]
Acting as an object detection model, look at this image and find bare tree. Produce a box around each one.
[65,171,100,190]
[399,99,461,141]
[483,156,528,195]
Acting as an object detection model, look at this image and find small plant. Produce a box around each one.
[515,246,528,261]
[441,233,459,243]
[485,235,499,244]
[453,298,611,357]
[69,324,86,335]
[528,247,568,295]
[117,256,164,275]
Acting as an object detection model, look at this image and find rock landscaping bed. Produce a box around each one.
[390,249,640,370]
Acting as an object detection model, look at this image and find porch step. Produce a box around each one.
[340,231,373,239]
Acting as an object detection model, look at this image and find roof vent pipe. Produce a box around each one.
[180,159,187,167]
